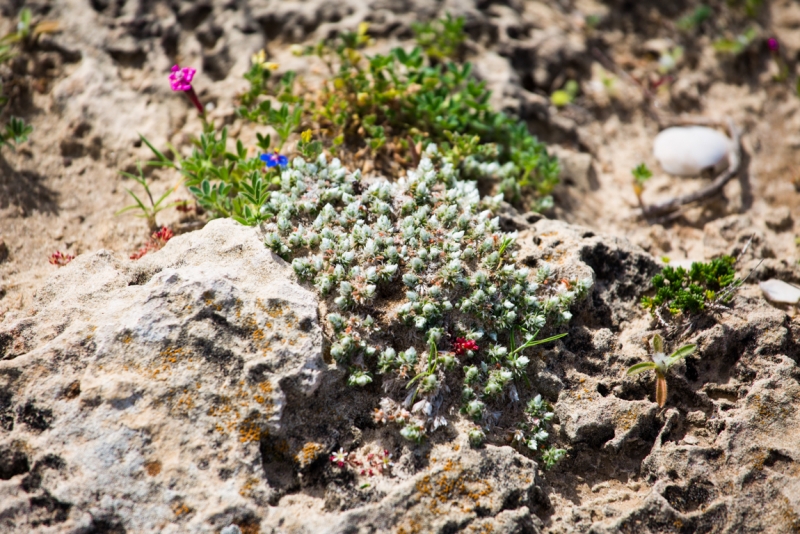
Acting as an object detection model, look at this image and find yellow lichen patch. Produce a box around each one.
[396,518,423,534]
[295,442,324,468]
[238,416,265,443]
[172,502,191,517]
[414,460,494,514]
[257,298,286,319]
[239,477,260,498]
[613,407,640,432]
[174,393,195,414]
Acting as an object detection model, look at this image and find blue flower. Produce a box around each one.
[260,152,288,168]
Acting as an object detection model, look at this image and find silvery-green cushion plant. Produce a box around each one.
[259,145,591,466]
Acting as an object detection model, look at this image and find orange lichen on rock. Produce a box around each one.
[295,442,324,468]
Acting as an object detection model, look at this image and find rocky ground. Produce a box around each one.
[1,1,800,533]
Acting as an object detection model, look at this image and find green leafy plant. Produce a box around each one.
[0,8,58,109]
[116,159,184,232]
[550,80,579,108]
[677,5,712,31]
[626,334,696,407]
[631,163,652,209]
[0,116,32,151]
[411,13,466,61]
[730,0,763,18]
[541,446,567,469]
[147,17,585,468]
[219,148,589,467]
[641,256,738,315]
[713,27,758,55]
[232,15,560,210]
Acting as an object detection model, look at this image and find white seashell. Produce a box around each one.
[759,279,800,305]
[653,126,732,176]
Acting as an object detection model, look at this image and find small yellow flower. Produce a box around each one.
[357,22,369,36]
[265,62,279,71]
[301,129,312,143]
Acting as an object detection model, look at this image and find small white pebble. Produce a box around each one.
[653,126,731,176]
[759,279,800,305]
[682,434,699,445]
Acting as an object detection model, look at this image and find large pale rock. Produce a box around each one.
[653,126,732,176]
[0,219,323,533]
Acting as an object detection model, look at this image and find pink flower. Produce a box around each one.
[169,65,196,92]
[767,38,779,53]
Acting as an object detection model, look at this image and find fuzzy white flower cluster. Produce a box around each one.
[258,148,591,451]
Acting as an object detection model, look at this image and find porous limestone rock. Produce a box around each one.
[2,217,799,534]
[0,219,323,533]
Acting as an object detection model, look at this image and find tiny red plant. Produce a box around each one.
[453,337,479,356]
[49,251,75,267]
[130,226,174,260]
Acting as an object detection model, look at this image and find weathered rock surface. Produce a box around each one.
[2,219,799,534]
[0,219,324,532]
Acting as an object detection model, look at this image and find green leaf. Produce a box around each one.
[627,362,658,375]
[668,344,696,365]
[139,134,176,168]
[652,334,664,354]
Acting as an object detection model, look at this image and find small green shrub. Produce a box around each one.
[0,116,32,151]
[550,80,578,108]
[237,16,560,210]
[641,256,738,315]
[677,5,712,31]
[631,163,652,208]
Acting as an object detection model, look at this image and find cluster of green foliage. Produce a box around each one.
[236,17,560,209]
[631,162,652,207]
[124,17,579,467]
[676,5,712,31]
[0,9,37,151]
[128,15,561,232]
[550,80,578,108]
[0,116,32,151]
[641,256,738,315]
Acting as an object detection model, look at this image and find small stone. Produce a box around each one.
[653,126,732,176]
[221,526,242,534]
[759,279,800,305]
[764,206,793,232]
[682,434,699,445]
